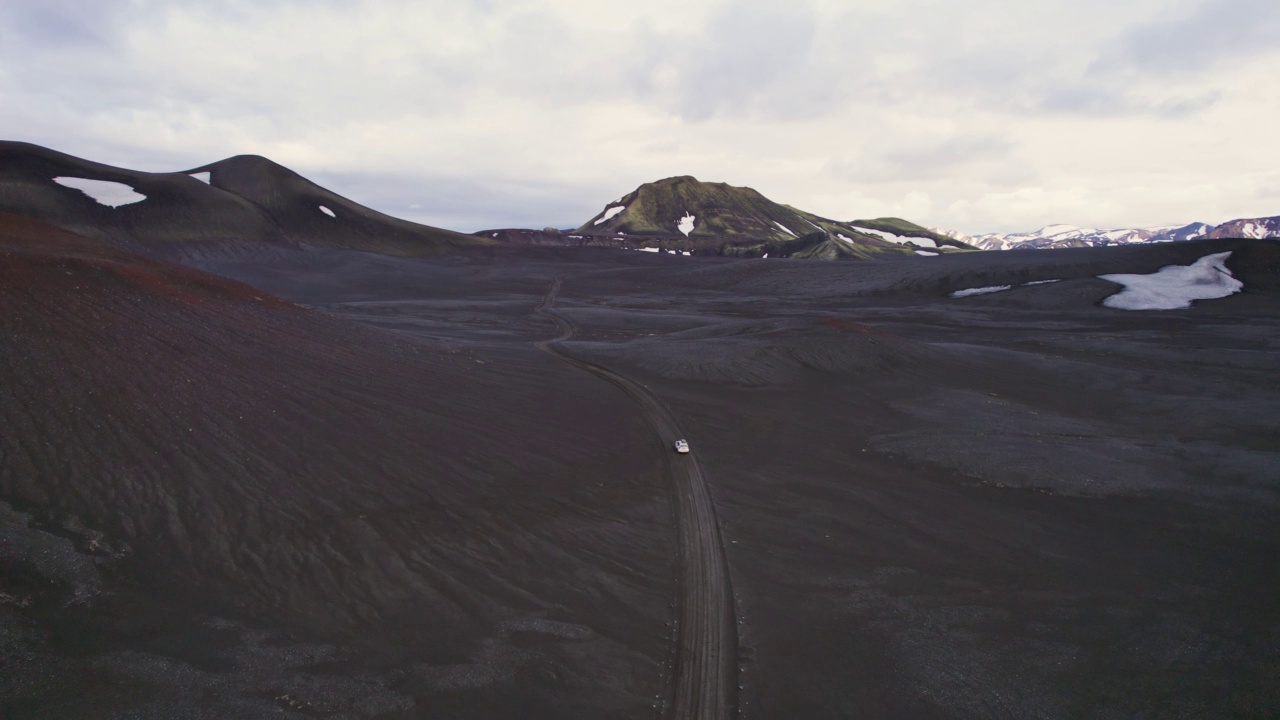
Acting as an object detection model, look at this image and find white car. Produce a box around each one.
[674,439,690,454]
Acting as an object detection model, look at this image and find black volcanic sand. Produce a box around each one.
[5,220,1280,718]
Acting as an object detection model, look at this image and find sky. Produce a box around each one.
[3,0,1278,235]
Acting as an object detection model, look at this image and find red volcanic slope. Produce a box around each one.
[0,212,671,713]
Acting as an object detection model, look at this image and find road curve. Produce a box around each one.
[535,278,737,720]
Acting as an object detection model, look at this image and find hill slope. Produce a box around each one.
[0,141,486,260]
[535,175,974,258]
[1207,215,1280,239]
[0,212,667,717]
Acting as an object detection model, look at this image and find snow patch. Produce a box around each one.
[190,172,211,184]
[678,212,695,236]
[595,205,626,225]
[319,205,336,218]
[640,247,660,253]
[53,177,146,207]
[951,285,1012,298]
[682,251,691,256]
[762,253,769,258]
[1100,252,1241,310]
[916,251,939,257]
[1025,279,1061,286]
[854,226,938,248]
[773,221,797,237]
[836,233,856,245]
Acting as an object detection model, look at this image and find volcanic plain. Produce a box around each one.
[3,208,1279,718]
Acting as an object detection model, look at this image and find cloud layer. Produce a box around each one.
[3,0,1277,233]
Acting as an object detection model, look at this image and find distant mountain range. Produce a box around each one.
[5,140,1275,263]
[939,216,1280,251]
[487,175,974,259]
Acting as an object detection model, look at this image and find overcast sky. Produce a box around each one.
[4,0,1278,234]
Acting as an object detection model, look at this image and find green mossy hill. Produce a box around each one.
[576,176,971,255]
[579,175,813,241]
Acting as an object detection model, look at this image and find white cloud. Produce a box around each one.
[2,0,1277,233]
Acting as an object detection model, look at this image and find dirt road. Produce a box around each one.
[536,279,737,720]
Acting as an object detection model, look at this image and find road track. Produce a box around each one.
[535,278,737,720]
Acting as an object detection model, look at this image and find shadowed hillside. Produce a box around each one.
[0,142,487,262]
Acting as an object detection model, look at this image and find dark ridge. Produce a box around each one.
[0,141,289,255]
[189,153,485,256]
[0,140,487,263]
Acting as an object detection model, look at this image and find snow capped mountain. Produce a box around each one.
[955,220,1255,251]
[970,224,1101,250]
[1153,222,1215,243]
[1206,215,1280,240]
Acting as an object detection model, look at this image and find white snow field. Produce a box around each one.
[190,172,211,184]
[53,177,146,207]
[1237,222,1267,239]
[595,205,626,225]
[319,205,336,218]
[678,213,695,236]
[951,285,1013,298]
[1100,252,1242,310]
[773,221,797,237]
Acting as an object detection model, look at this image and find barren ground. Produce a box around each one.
[4,221,1279,718]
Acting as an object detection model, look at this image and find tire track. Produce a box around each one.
[535,278,737,720]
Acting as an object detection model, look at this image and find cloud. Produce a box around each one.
[1,0,121,47]
[2,0,1277,234]
[837,133,1018,183]
[308,170,597,231]
[1091,0,1280,77]
[641,0,830,121]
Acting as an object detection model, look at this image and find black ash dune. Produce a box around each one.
[4,141,1280,719]
[1,214,676,718]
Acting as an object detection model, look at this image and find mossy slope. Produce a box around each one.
[575,176,973,258]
